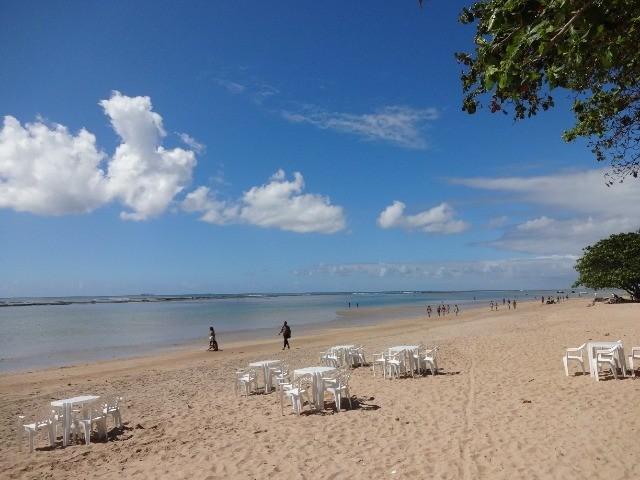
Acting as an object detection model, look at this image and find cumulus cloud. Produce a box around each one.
[454,169,640,254]
[281,105,439,149]
[296,255,578,289]
[182,170,346,234]
[0,116,109,215]
[101,92,196,220]
[377,201,468,234]
[0,92,198,220]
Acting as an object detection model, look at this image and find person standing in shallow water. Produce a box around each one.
[279,321,291,350]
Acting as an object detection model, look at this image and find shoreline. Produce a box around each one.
[0,298,540,378]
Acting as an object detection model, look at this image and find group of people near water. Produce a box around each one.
[490,298,517,311]
[539,294,570,304]
[207,321,292,351]
[426,304,460,317]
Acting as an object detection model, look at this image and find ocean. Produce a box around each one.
[0,289,571,372]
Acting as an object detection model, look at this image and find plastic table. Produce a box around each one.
[51,395,100,446]
[293,366,337,408]
[249,360,282,393]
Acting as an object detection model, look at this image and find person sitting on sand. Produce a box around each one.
[208,326,218,351]
[279,321,291,350]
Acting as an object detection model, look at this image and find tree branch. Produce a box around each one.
[550,1,593,44]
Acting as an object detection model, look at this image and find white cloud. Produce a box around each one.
[177,132,205,154]
[377,201,468,234]
[182,170,346,234]
[101,92,196,221]
[0,92,198,220]
[282,105,439,149]
[454,169,640,254]
[182,186,238,225]
[0,116,109,215]
[297,255,579,289]
[214,78,246,94]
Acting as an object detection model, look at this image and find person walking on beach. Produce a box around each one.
[513,299,517,310]
[455,304,460,316]
[279,321,291,350]
[208,326,218,351]
[426,305,432,318]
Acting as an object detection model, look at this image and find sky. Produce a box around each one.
[1,0,638,297]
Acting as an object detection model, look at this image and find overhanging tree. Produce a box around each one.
[573,231,640,300]
[420,0,640,181]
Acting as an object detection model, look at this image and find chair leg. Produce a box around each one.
[83,422,91,445]
[17,418,24,453]
[563,357,569,376]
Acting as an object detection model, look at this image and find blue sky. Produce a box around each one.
[1,1,638,296]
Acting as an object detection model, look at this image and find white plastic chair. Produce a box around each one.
[422,346,439,376]
[562,343,586,376]
[234,369,257,396]
[628,347,640,377]
[595,346,621,381]
[354,345,367,366]
[384,353,401,379]
[324,371,353,412]
[320,351,340,368]
[18,407,57,453]
[274,365,291,393]
[412,343,426,374]
[283,374,313,415]
[73,403,107,445]
[102,395,124,429]
[371,353,386,377]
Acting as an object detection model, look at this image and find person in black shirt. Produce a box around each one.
[279,321,291,350]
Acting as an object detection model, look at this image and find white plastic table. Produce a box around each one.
[586,341,627,378]
[51,395,100,446]
[388,345,421,375]
[293,366,337,408]
[249,360,282,393]
[329,345,356,366]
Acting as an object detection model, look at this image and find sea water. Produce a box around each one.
[0,290,567,372]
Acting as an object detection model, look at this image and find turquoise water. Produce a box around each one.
[0,290,568,372]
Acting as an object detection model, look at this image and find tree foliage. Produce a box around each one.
[573,231,640,300]
[442,0,640,181]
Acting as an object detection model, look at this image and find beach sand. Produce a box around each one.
[1,298,639,479]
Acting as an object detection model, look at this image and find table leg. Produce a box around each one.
[63,403,70,447]
[264,365,270,393]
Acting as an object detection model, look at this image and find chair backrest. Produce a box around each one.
[295,373,314,390]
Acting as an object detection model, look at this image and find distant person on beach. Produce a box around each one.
[541,296,545,304]
[208,326,218,351]
[348,302,351,309]
[490,301,494,311]
[513,299,517,309]
[447,304,451,314]
[455,304,459,316]
[503,298,506,305]
[279,321,291,350]
[427,305,432,317]
[508,299,511,310]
